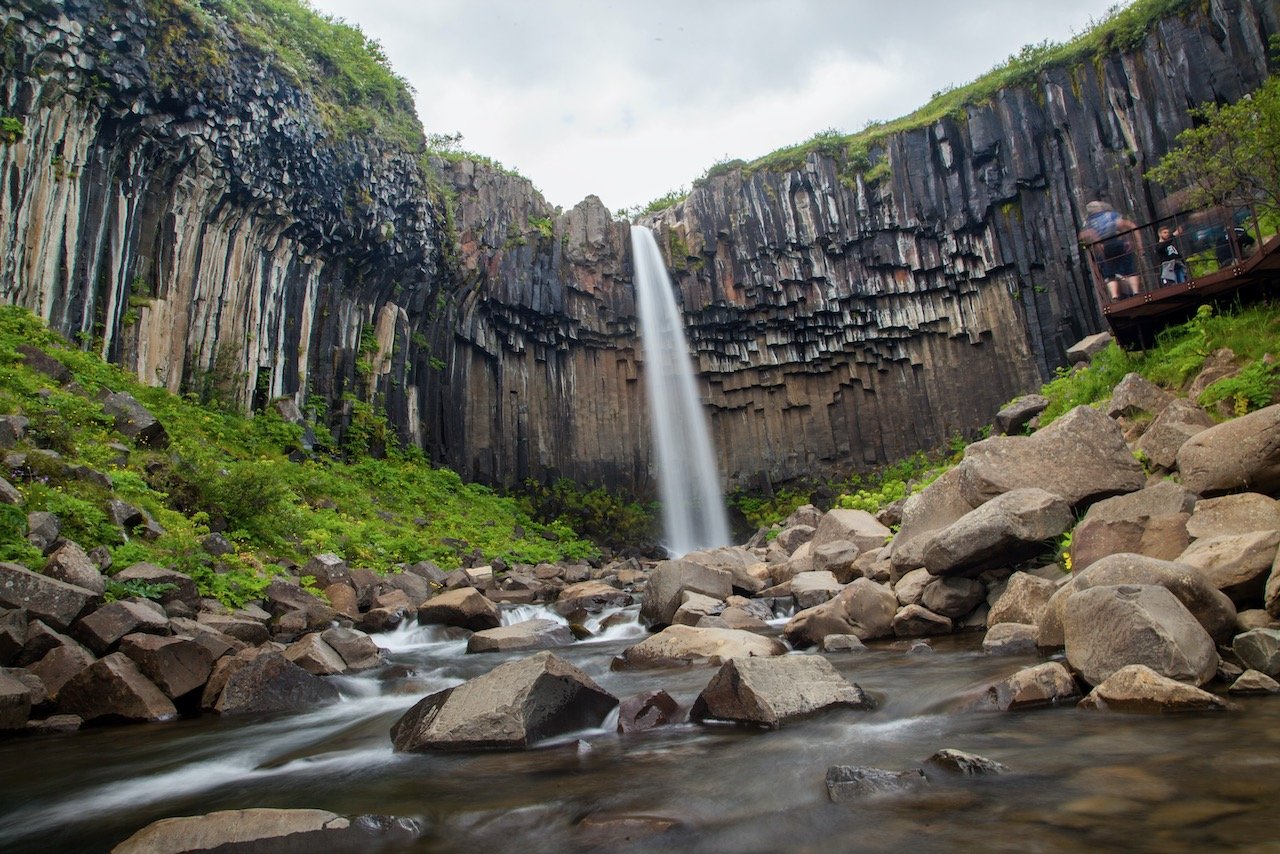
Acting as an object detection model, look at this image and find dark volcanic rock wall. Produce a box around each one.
[2,0,1277,496]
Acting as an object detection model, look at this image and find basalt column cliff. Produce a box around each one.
[1,0,1277,496]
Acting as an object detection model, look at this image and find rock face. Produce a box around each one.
[1,0,1273,495]
[390,651,617,751]
[689,656,870,727]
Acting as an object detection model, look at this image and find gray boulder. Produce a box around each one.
[894,567,932,607]
[1178,530,1280,605]
[0,562,98,630]
[466,618,574,653]
[101,391,169,448]
[690,656,870,727]
[921,576,985,618]
[988,571,1058,626]
[1177,403,1280,496]
[923,488,1072,576]
[956,405,1145,510]
[1187,493,1280,539]
[417,587,501,631]
[43,542,105,595]
[889,468,976,575]
[1063,584,1218,686]
[211,650,339,715]
[783,578,897,648]
[1070,481,1195,571]
[1133,399,1215,471]
[774,524,815,554]
[57,652,177,722]
[791,571,843,609]
[391,651,617,751]
[812,509,892,553]
[1229,669,1280,695]
[1106,372,1174,420]
[640,559,732,628]
[826,766,926,802]
[617,689,682,733]
[617,625,786,669]
[1232,628,1280,676]
[981,622,1039,656]
[302,553,351,588]
[1078,664,1232,712]
[811,539,861,583]
[994,394,1049,435]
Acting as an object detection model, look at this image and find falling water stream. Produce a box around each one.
[630,225,731,557]
[0,608,1278,852]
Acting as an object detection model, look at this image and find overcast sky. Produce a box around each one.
[308,0,1127,213]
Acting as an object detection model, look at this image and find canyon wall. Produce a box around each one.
[1,0,1277,497]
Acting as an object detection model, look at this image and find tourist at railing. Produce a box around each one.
[1154,224,1188,286]
[1079,201,1141,301]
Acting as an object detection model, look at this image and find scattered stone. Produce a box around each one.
[995,394,1049,435]
[988,572,1058,626]
[1063,584,1218,687]
[16,344,71,383]
[0,562,98,630]
[690,656,870,727]
[553,580,631,615]
[811,539,861,583]
[926,749,1009,775]
[616,624,787,669]
[100,390,169,448]
[1067,332,1113,364]
[978,662,1080,710]
[1232,628,1280,676]
[119,633,214,699]
[775,524,815,554]
[466,618,574,653]
[0,477,20,505]
[43,542,105,595]
[0,414,29,449]
[26,511,60,552]
[416,587,501,631]
[783,578,897,648]
[302,553,351,587]
[1229,669,1280,694]
[1079,664,1233,712]
[112,808,420,854]
[1176,403,1280,496]
[821,634,867,653]
[617,689,681,733]
[74,599,170,655]
[1177,530,1280,605]
[982,622,1039,656]
[391,651,617,751]
[923,488,1072,576]
[825,766,927,802]
[284,633,348,676]
[1133,399,1215,470]
[639,559,731,628]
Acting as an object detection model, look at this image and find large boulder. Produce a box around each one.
[57,652,177,722]
[301,553,351,588]
[74,599,170,655]
[811,539,861,583]
[689,656,870,727]
[1070,481,1195,571]
[1106,373,1174,420]
[1187,493,1280,539]
[812,509,892,553]
[284,633,349,676]
[616,625,786,669]
[101,390,169,448]
[319,627,382,672]
[1133,399,1215,470]
[211,649,339,715]
[956,405,1145,510]
[416,587,501,631]
[1177,531,1280,605]
[921,576,985,618]
[639,559,731,628]
[682,548,769,595]
[466,618,574,653]
[1062,584,1218,687]
[1078,664,1232,712]
[1176,403,1280,496]
[43,542,105,596]
[987,572,1058,626]
[112,808,420,853]
[390,651,617,751]
[889,468,976,575]
[113,563,200,608]
[0,562,98,630]
[892,604,952,637]
[783,578,897,648]
[119,633,214,699]
[552,580,631,616]
[923,488,1072,576]
[981,623,1040,656]
[1039,554,1237,646]
[791,571,843,609]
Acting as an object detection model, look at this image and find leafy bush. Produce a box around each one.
[517,478,655,553]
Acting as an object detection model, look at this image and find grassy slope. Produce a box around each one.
[0,308,596,607]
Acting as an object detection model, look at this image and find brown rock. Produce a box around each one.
[982,622,1039,656]
[416,587,501,631]
[57,652,177,722]
[923,488,1072,576]
[1178,530,1280,605]
[119,633,214,699]
[617,625,786,669]
[324,583,359,618]
[212,649,338,715]
[553,580,631,615]
[812,509,893,553]
[466,618,574,653]
[319,627,382,671]
[1176,403,1280,496]
[690,655,870,727]
[988,571,1058,626]
[43,542,105,595]
[75,599,169,655]
[1133,399,1214,470]
[113,563,200,607]
[0,670,32,730]
[892,603,952,637]
[639,559,731,628]
[0,562,98,630]
[1186,493,1280,539]
[977,661,1080,710]
[284,633,348,676]
[302,553,351,587]
[112,808,419,853]
[783,578,897,648]
[1079,664,1233,712]
[617,689,682,733]
[195,613,270,645]
[921,576,985,618]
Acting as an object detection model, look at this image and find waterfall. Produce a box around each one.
[630,225,731,557]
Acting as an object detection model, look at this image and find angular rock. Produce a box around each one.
[923,488,1072,576]
[895,567,933,606]
[43,542,105,595]
[617,625,786,669]
[212,649,339,715]
[0,608,27,665]
[957,405,1146,509]
[119,633,214,699]
[690,656,870,727]
[114,563,200,607]
[1079,664,1233,712]
[1040,554,1237,647]
[264,579,337,627]
[1229,669,1280,694]
[57,652,177,722]
[783,578,897,648]
[977,661,1080,710]
[101,390,169,448]
[169,617,244,660]
[775,524,815,554]
[112,808,420,854]
[285,633,349,676]
[0,562,97,630]
[75,599,170,655]
[921,576,985,618]
[319,627,382,671]
[995,394,1049,435]
[0,414,29,449]
[826,766,926,802]
[982,622,1039,656]
[812,508,893,554]
[1237,609,1280,633]
[416,587,501,631]
[1232,628,1280,676]
[680,548,767,595]
[26,511,60,552]
[553,580,631,616]
[926,749,1009,775]
[17,344,71,383]
[1187,493,1280,539]
[1063,584,1218,686]
[466,618,574,653]
[391,651,617,751]
[1067,331,1113,364]
[672,591,724,627]
[1177,403,1280,496]
[1071,481,1197,571]
[1106,372,1174,420]
[0,670,32,730]
[1134,399,1215,470]
[811,539,861,583]
[29,641,95,698]
[892,603,952,637]
[821,634,868,652]
[0,476,20,505]
[791,571,843,609]
[639,559,731,628]
[889,468,977,574]
[302,553,351,587]
[617,689,681,733]
[1178,530,1280,605]
[988,571,1058,626]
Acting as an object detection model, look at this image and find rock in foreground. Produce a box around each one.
[112,808,420,853]
[690,656,870,728]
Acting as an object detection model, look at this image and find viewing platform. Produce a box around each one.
[1083,204,1279,348]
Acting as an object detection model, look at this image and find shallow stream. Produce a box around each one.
[1,605,1278,852]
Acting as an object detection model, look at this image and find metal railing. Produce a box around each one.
[1081,203,1270,308]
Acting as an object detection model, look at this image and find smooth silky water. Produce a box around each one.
[1,610,1278,853]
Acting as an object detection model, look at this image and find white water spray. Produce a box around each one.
[630,225,731,556]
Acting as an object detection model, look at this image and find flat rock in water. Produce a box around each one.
[416,587,500,631]
[977,661,1080,711]
[617,625,786,669]
[617,689,681,733]
[112,808,420,853]
[390,651,617,751]
[212,650,338,715]
[927,749,1010,775]
[825,766,927,802]
[466,618,574,653]
[1079,664,1234,713]
[690,656,870,728]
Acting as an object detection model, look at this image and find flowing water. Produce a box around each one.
[1,608,1278,853]
[630,225,731,556]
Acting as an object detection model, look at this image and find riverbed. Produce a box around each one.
[0,606,1277,852]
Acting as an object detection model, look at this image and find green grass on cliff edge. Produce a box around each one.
[0,307,596,607]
